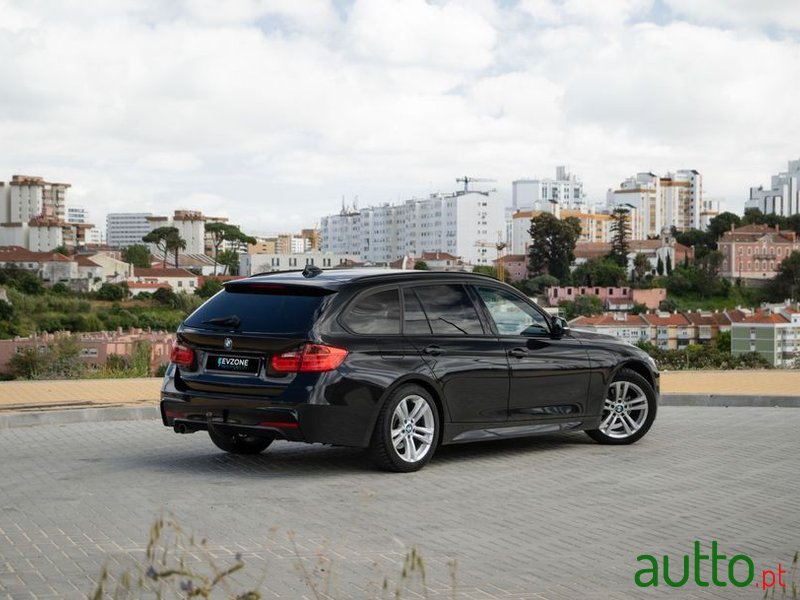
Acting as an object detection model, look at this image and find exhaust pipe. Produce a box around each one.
[174,422,190,434]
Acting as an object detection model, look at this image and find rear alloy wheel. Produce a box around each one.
[586,368,656,445]
[370,385,440,472]
[208,429,273,455]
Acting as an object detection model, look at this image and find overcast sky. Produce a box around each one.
[1,0,799,236]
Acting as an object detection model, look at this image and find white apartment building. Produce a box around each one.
[320,191,505,266]
[240,252,358,276]
[746,158,800,217]
[0,175,90,251]
[511,166,585,213]
[608,169,703,238]
[107,213,153,248]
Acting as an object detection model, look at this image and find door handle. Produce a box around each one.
[423,345,444,356]
[508,347,528,358]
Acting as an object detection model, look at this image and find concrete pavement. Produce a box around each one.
[0,407,798,598]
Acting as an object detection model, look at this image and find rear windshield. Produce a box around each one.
[184,287,329,334]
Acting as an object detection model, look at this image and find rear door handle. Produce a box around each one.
[423,345,444,356]
[508,347,528,358]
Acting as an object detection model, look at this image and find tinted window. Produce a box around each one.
[341,288,401,334]
[403,289,432,334]
[413,285,484,335]
[475,286,549,336]
[185,288,326,333]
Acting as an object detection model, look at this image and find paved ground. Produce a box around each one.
[0,407,797,599]
[2,370,799,413]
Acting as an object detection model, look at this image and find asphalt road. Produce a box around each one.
[1,407,798,599]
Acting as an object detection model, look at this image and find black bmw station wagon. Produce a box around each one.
[160,268,659,472]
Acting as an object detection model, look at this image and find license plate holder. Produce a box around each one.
[205,354,260,375]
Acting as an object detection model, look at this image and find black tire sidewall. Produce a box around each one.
[371,385,440,472]
[586,368,657,445]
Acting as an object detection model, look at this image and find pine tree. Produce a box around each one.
[666,253,673,275]
[656,255,664,276]
[607,208,630,268]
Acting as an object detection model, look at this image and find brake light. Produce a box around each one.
[270,344,348,373]
[170,343,195,367]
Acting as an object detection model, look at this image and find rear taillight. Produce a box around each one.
[270,344,348,373]
[170,343,195,368]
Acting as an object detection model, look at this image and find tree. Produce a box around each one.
[527,214,581,282]
[707,212,742,241]
[143,226,179,268]
[666,253,673,275]
[572,258,626,287]
[166,231,187,268]
[195,279,224,299]
[607,208,630,267]
[206,223,257,275]
[772,250,800,300]
[413,260,429,270]
[558,295,603,320]
[121,244,152,268]
[96,282,127,301]
[695,250,726,297]
[673,228,715,259]
[472,265,498,278]
[53,245,70,256]
[656,256,664,276]
[217,249,239,275]
[632,253,651,282]
[152,287,178,307]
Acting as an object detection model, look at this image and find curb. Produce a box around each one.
[0,405,160,430]
[660,394,800,408]
[1,394,799,430]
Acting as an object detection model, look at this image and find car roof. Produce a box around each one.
[236,268,498,291]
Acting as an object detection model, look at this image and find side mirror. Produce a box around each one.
[551,316,570,337]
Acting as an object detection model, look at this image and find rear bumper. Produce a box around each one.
[160,390,377,448]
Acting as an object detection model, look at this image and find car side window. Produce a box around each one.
[475,286,550,336]
[340,288,401,334]
[403,289,432,334]
[412,284,484,335]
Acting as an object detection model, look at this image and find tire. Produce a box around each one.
[586,368,657,445]
[370,385,440,472]
[208,428,273,455]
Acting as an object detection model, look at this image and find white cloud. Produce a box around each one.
[0,0,798,234]
[664,0,800,31]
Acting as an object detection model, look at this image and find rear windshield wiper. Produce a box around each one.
[201,315,241,329]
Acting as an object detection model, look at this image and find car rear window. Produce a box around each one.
[184,287,329,334]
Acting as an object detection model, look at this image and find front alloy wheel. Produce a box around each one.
[370,385,440,472]
[586,368,656,445]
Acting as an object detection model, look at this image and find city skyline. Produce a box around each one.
[1,1,799,235]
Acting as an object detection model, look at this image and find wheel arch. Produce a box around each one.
[615,359,656,391]
[364,374,447,445]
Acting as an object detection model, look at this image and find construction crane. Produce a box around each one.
[456,176,497,194]
[474,230,508,282]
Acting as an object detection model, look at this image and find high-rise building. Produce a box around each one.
[608,170,703,238]
[746,158,800,217]
[320,191,505,266]
[106,213,153,248]
[512,166,585,214]
[509,208,613,255]
[0,175,91,251]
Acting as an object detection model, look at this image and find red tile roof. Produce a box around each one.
[642,313,691,326]
[571,314,649,327]
[134,267,197,278]
[0,245,71,262]
[741,313,789,324]
[73,255,101,267]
